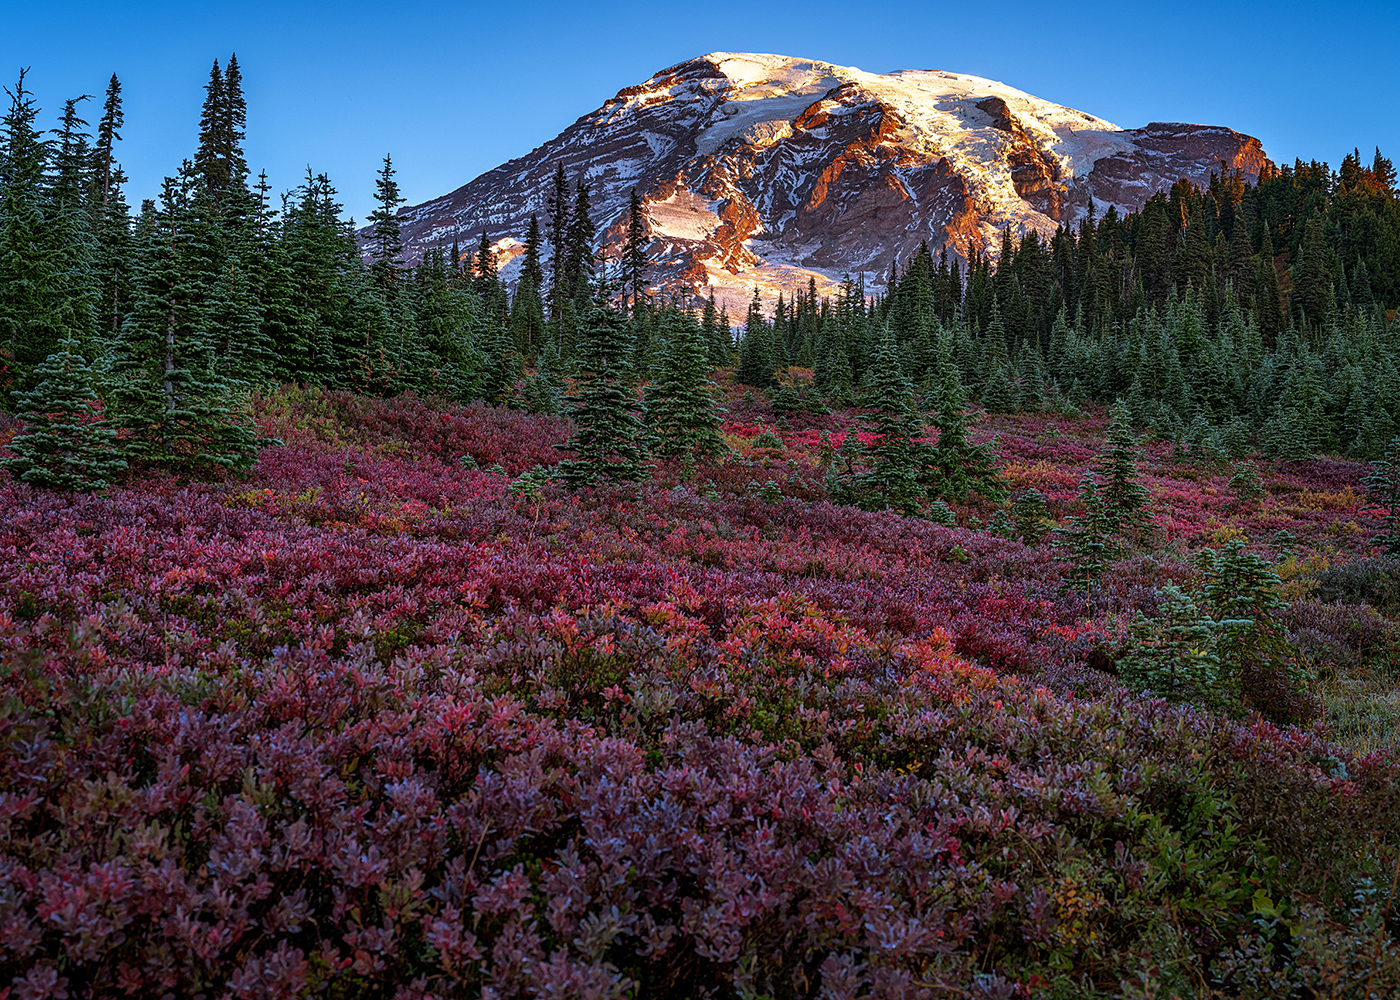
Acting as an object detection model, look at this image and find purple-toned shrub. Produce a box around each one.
[0,389,1395,997]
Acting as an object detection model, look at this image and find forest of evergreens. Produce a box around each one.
[3,58,1399,491]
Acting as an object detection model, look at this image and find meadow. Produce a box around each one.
[2,383,1398,999]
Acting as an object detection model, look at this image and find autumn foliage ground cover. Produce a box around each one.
[2,384,1400,999]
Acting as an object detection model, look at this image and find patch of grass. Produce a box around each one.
[1314,665,1400,754]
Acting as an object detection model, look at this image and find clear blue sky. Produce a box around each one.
[5,0,1397,224]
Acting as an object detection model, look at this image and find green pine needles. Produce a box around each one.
[853,337,927,514]
[556,283,648,488]
[1118,584,1226,708]
[1055,474,1112,592]
[104,172,261,473]
[1012,488,1051,545]
[1121,539,1310,723]
[643,310,726,466]
[1095,400,1151,539]
[927,364,1003,503]
[2,335,126,491]
[1363,437,1400,556]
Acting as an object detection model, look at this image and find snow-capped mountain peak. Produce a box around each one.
[373,53,1271,312]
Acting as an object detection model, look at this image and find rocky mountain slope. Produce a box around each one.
[372,53,1271,310]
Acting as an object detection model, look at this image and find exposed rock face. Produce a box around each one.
[369,53,1271,311]
[976,96,1064,219]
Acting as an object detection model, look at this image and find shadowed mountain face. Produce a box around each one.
[370,53,1271,312]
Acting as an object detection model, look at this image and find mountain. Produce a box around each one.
[371,53,1271,311]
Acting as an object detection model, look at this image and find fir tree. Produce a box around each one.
[44,96,101,362]
[90,74,130,343]
[1095,400,1151,540]
[1198,539,1308,721]
[1055,474,1111,592]
[193,59,226,192]
[1256,229,1285,340]
[1229,460,1265,504]
[367,154,404,292]
[1363,437,1400,557]
[556,280,648,488]
[517,337,565,414]
[521,213,545,293]
[546,163,570,325]
[623,188,648,315]
[509,214,547,357]
[926,364,1002,502]
[564,175,595,316]
[1118,584,1225,707]
[643,309,726,466]
[1012,488,1052,545]
[1292,215,1334,330]
[220,54,248,188]
[104,168,260,472]
[736,287,772,388]
[700,292,727,366]
[92,73,122,209]
[854,335,927,514]
[193,56,248,198]
[2,333,126,490]
[474,230,497,298]
[0,69,64,399]
[979,300,1016,413]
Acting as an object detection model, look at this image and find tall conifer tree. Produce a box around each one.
[643,308,725,465]
[557,279,648,488]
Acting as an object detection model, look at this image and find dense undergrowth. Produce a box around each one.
[2,385,1399,999]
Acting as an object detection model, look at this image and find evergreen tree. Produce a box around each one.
[546,163,570,325]
[623,188,648,314]
[104,168,260,472]
[1055,474,1111,592]
[1198,539,1308,722]
[1255,229,1285,340]
[90,74,130,344]
[520,213,545,294]
[261,168,365,386]
[193,59,226,192]
[979,300,1016,413]
[643,309,726,466]
[1012,488,1052,545]
[1363,437,1400,557]
[854,335,927,514]
[221,54,248,187]
[517,337,565,414]
[1095,400,1151,539]
[509,214,547,357]
[700,292,728,365]
[2,333,126,490]
[564,174,596,316]
[1118,584,1226,707]
[1292,214,1335,329]
[44,96,101,362]
[926,363,1002,501]
[736,287,772,388]
[367,154,404,292]
[92,73,122,209]
[193,55,248,199]
[557,280,648,488]
[474,230,497,298]
[0,69,63,399]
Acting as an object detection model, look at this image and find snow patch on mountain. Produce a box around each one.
[649,190,722,242]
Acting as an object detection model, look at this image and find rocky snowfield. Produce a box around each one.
[374,53,1271,310]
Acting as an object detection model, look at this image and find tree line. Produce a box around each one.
[1,58,1398,492]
